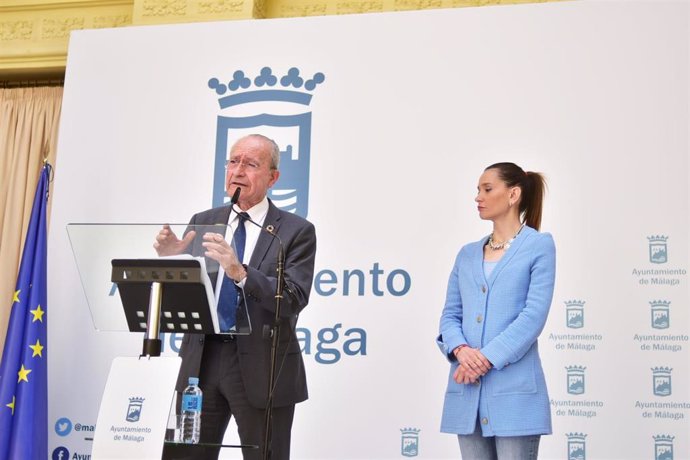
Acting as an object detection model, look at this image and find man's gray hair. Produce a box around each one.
[238,133,280,170]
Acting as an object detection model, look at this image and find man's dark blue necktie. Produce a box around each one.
[217,212,248,332]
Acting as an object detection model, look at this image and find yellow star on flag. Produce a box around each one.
[29,339,44,358]
[6,396,15,415]
[17,365,31,383]
[30,304,44,322]
[12,290,20,304]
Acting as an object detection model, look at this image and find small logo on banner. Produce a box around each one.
[55,417,72,436]
[400,427,420,457]
[654,434,674,460]
[566,432,586,460]
[208,66,326,218]
[565,300,585,329]
[650,300,671,329]
[126,397,145,422]
[52,447,70,460]
[652,367,672,397]
[648,235,668,264]
[566,365,586,395]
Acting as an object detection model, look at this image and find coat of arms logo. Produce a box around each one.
[209,67,325,218]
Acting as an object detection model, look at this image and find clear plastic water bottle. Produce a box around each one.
[180,377,202,444]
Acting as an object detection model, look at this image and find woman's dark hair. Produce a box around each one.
[485,162,547,231]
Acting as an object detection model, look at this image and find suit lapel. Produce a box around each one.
[248,201,282,268]
[474,235,490,285]
[203,205,233,230]
[217,206,233,228]
[486,226,534,288]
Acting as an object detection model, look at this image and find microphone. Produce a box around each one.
[225,186,244,233]
[230,186,241,207]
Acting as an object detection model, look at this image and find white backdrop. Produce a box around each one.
[49,2,689,459]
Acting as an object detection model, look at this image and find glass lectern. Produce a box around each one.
[66,223,258,458]
[66,223,253,342]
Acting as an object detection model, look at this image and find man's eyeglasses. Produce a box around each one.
[225,158,261,171]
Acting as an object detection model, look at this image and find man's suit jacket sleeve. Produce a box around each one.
[243,218,317,318]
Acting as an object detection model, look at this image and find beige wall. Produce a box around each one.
[0,0,555,80]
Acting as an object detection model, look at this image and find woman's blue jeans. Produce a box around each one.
[457,419,541,460]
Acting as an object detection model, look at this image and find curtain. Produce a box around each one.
[0,86,62,353]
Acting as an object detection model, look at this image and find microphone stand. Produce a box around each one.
[230,202,284,460]
[262,242,284,460]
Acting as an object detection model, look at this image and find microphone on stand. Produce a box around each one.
[230,203,288,460]
[230,186,241,208]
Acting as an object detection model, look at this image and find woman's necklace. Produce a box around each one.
[487,223,525,251]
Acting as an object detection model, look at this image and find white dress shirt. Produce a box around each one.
[214,196,269,300]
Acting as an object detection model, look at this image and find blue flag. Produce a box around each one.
[0,164,50,460]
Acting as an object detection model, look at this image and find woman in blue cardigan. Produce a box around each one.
[437,162,556,459]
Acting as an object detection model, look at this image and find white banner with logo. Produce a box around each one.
[92,357,180,459]
[49,2,688,459]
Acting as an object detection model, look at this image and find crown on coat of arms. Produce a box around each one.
[564,300,585,308]
[208,66,325,108]
[653,434,675,442]
[650,300,671,307]
[647,235,668,243]
[651,367,673,376]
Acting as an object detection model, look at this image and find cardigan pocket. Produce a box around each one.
[490,353,537,396]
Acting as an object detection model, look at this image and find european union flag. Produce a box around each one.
[0,164,50,460]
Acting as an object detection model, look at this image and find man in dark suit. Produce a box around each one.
[155,134,316,460]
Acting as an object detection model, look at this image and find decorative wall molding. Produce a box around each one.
[92,14,132,28]
[393,0,443,11]
[275,3,328,17]
[0,0,554,79]
[0,21,34,41]
[0,0,135,77]
[139,0,188,17]
[131,0,255,24]
[197,0,246,15]
[41,17,86,39]
[335,2,384,15]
